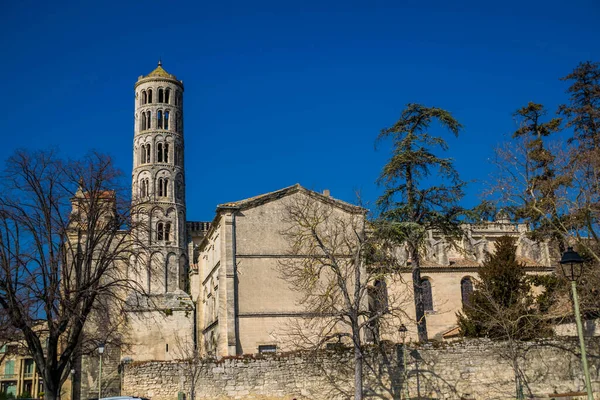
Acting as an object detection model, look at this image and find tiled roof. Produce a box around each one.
[143,61,177,80]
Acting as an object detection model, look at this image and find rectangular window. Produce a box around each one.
[258,345,277,354]
[5,360,15,375]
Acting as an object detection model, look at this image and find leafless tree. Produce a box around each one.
[0,149,147,400]
[278,192,408,400]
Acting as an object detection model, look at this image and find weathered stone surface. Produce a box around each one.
[122,338,599,400]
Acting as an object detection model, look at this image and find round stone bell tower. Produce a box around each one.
[133,61,187,294]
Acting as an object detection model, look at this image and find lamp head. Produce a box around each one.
[559,247,584,282]
[398,324,408,339]
[98,343,105,355]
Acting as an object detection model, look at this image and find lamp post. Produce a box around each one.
[98,343,105,400]
[560,247,593,400]
[398,324,409,400]
[70,369,76,400]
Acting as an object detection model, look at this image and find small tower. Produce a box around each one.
[133,62,187,294]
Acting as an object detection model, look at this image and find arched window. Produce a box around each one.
[164,111,169,130]
[157,143,163,162]
[165,88,171,104]
[145,144,151,163]
[461,277,474,306]
[157,178,169,197]
[157,110,163,129]
[421,278,433,312]
[157,222,164,241]
[140,147,145,164]
[140,178,149,197]
[146,111,151,130]
[141,113,146,130]
[142,90,147,105]
[165,222,171,241]
[174,90,179,106]
[164,143,169,163]
[158,88,164,103]
[148,89,153,103]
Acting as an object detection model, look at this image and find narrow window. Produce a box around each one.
[165,88,170,104]
[141,113,146,130]
[148,89,153,103]
[421,279,433,312]
[157,143,163,162]
[174,90,179,106]
[165,222,171,241]
[140,147,145,164]
[157,110,163,129]
[461,277,474,306]
[146,111,151,130]
[146,144,151,163]
[157,222,164,241]
[157,178,163,196]
[164,143,169,163]
[142,90,147,105]
[164,111,169,130]
[158,88,164,103]
[140,179,146,197]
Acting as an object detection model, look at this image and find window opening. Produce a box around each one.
[157,110,163,129]
[421,279,433,311]
[142,91,147,104]
[157,143,163,162]
[461,277,474,306]
[165,88,170,104]
[165,222,171,241]
[157,222,164,241]
[148,89,153,103]
[158,89,164,103]
[164,111,169,130]
[164,143,169,163]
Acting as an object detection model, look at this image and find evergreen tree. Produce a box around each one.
[376,103,464,342]
[457,236,549,340]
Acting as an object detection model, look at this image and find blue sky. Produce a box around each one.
[1,0,599,221]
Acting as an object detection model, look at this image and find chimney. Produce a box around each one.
[323,189,330,197]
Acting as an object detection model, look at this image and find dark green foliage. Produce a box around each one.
[458,236,551,340]
[376,103,465,342]
[559,61,600,150]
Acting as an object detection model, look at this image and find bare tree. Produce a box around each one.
[278,191,406,400]
[0,149,145,400]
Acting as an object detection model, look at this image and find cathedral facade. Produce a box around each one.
[119,63,555,364]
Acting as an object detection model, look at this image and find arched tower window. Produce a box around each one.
[461,277,474,306]
[148,89,153,104]
[142,90,147,105]
[146,111,151,130]
[145,144,151,163]
[140,178,149,197]
[165,88,170,104]
[158,88,164,103]
[157,222,164,241]
[174,90,179,106]
[164,143,169,163]
[157,178,169,197]
[165,222,171,241]
[141,113,146,130]
[157,110,163,129]
[164,111,169,130]
[157,143,163,162]
[421,278,433,312]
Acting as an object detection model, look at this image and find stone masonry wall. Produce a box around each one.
[122,338,600,400]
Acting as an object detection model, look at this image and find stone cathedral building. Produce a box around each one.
[82,62,554,394]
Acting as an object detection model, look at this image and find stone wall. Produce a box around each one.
[122,338,600,400]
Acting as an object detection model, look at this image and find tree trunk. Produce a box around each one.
[354,341,363,400]
[411,246,428,342]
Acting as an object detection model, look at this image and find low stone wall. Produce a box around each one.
[122,338,600,400]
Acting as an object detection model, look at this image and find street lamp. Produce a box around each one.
[559,247,593,400]
[98,343,105,400]
[398,324,409,400]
